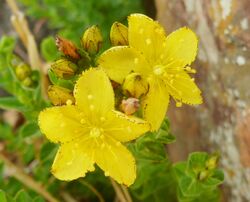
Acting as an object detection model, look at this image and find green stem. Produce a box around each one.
[110,178,127,202]
[79,179,105,202]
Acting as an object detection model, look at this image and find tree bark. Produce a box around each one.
[155,0,250,202]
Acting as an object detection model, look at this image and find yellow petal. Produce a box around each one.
[104,110,150,142]
[165,71,202,105]
[128,13,167,65]
[51,141,95,181]
[98,46,151,84]
[164,27,198,67]
[142,78,169,131]
[74,68,114,119]
[38,106,89,143]
[94,136,136,186]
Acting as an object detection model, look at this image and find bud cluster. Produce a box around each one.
[11,55,36,87]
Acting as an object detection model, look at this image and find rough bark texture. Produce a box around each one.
[155,0,250,202]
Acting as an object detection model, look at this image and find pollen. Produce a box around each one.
[176,102,182,107]
[100,116,106,122]
[127,126,132,133]
[80,119,85,124]
[66,161,73,165]
[134,58,139,64]
[139,28,144,34]
[146,38,152,45]
[90,105,95,111]
[90,127,101,138]
[66,99,73,105]
[153,66,164,75]
[87,94,93,100]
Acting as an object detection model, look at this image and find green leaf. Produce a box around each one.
[48,69,74,90]
[0,97,27,111]
[32,196,45,202]
[155,128,176,144]
[22,144,35,164]
[15,190,32,202]
[0,36,15,52]
[41,36,60,61]
[0,190,7,202]
[19,122,40,138]
[187,152,208,174]
[179,176,201,197]
[202,169,224,188]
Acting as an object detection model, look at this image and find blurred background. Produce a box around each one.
[0,0,250,202]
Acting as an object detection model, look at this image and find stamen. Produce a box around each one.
[87,94,93,100]
[134,58,139,64]
[146,38,152,45]
[90,105,95,111]
[176,102,183,107]
[66,99,73,105]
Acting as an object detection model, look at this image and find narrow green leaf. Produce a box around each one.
[0,190,7,202]
[0,97,26,111]
[15,190,32,202]
[41,36,60,61]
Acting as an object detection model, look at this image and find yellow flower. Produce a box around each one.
[38,68,150,186]
[98,14,202,131]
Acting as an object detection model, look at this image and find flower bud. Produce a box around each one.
[206,154,219,170]
[55,36,80,59]
[22,77,33,87]
[51,59,78,79]
[48,85,75,106]
[198,170,209,181]
[15,63,32,81]
[123,73,149,98]
[120,98,140,115]
[81,25,103,55]
[110,22,128,46]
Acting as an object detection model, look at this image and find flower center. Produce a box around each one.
[153,65,165,75]
[90,127,102,138]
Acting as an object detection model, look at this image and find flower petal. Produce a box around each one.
[94,136,136,186]
[104,110,150,142]
[98,46,150,83]
[165,71,202,105]
[163,27,198,67]
[128,13,167,65]
[38,106,89,143]
[142,78,169,131]
[74,68,114,118]
[51,141,95,181]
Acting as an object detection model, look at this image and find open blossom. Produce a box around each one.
[98,13,202,131]
[39,68,150,186]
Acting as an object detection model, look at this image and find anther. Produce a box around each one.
[87,94,93,100]
[146,38,152,45]
[90,105,95,111]
[134,58,139,64]
[176,102,182,107]
[66,99,73,105]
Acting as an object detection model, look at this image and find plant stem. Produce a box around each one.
[121,185,132,202]
[79,179,105,202]
[0,153,59,202]
[110,178,127,202]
